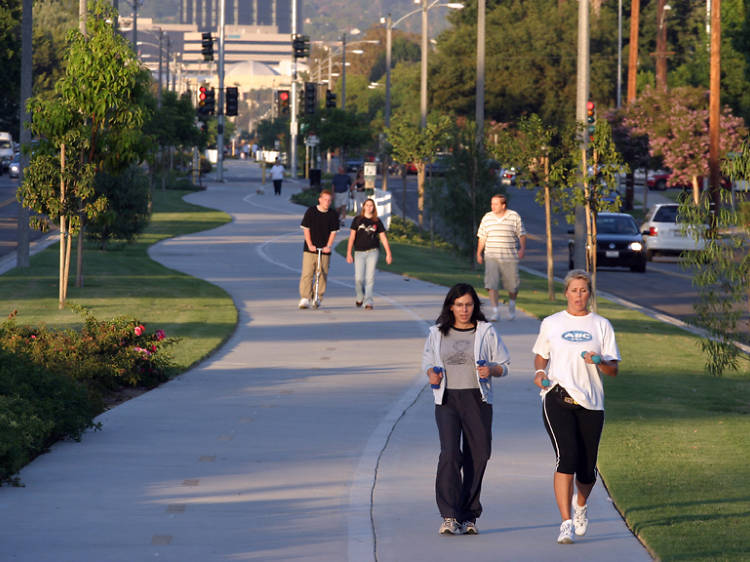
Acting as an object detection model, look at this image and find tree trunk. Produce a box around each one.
[417,164,425,227]
[543,156,554,301]
[692,174,700,205]
[401,166,407,221]
[627,0,640,103]
[75,215,84,287]
[58,143,67,310]
[625,170,634,211]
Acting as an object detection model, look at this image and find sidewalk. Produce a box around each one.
[0,160,650,561]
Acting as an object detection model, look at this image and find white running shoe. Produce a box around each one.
[488,307,498,321]
[557,519,575,544]
[438,517,461,535]
[298,298,310,309]
[573,495,588,536]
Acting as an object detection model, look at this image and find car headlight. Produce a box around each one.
[629,241,643,252]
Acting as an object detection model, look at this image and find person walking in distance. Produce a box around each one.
[353,168,366,212]
[346,198,393,310]
[532,269,620,544]
[270,158,285,196]
[476,194,527,321]
[422,284,511,536]
[298,190,340,309]
[331,166,353,226]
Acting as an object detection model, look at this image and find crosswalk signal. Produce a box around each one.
[325,89,336,109]
[304,82,317,115]
[292,34,310,59]
[586,100,596,142]
[201,32,214,61]
[205,87,216,115]
[225,87,239,116]
[277,90,290,117]
[198,84,209,116]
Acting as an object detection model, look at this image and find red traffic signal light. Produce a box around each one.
[279,91,289,102]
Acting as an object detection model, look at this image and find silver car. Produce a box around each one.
[640,203,705,260]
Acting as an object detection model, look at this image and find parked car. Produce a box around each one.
[647,169,732,191]
[640,203,705,260]
[568,212,647,272]
[425,155,451,176]
[8,153,21,179]
[345,158,364,173]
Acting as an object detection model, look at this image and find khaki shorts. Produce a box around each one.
[334,191,349,209]
[484,257,519,294]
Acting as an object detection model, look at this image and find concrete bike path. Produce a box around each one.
[0,162,650,561]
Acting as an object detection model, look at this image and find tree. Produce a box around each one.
[18,0,150,308]
[0,0,22,135]
[387,114,452,227]
[624,86,746,204]
[675,138,750,377]
[492,114,578,301]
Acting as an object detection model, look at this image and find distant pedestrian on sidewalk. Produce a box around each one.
[353,168,366,212]
[270,158,285,195]
[298,189,339,309]
[476,194,526,321]
[346,198,393,310]
[332,167,353,225]
[531,269,620,545]
[422,283,511,536]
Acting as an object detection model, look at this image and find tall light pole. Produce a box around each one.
[475,0,485,149]
[341,33,347,110]
[420,0,428,129]
[617,0,622,107]
[574,0,589,271]
[654,1,671,91]
[627,0,640,103]
[290,0,298,179]
[708,0,721,211]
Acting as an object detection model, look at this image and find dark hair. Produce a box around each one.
[436,283,486,335]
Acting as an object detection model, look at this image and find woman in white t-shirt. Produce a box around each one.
[531,269,620,545]
[270,158,285,195]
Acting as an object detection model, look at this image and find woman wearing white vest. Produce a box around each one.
[532,269,620,545]
[422,283,511,536]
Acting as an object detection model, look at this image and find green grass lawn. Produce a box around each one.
[0,190,237,371]
[341,237,750,561]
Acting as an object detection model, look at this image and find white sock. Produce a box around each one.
[509,299,516,312]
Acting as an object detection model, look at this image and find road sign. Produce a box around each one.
[364,162,377,189]
[305,135,319,147]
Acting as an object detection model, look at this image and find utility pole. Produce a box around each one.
[16,0,32,268]
[217,0,225,182]
[420,0,428,129]
[341,33,347,110]
[290,0,298,179]
[574,0,589,270]
[475,0,485,150]
[383,15,392,192]
[626,0,640,102]
[708,0,721,213]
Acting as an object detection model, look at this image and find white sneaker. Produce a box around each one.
[298,298,310,309]
[557,519,575,544]
[461,520,478,535]
[438,517,461,535]
[573,495,588,536]
[508,300,516,320]
[488,307,498,321]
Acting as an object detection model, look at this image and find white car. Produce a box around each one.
[640,203,705,260]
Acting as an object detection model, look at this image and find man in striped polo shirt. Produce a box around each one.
[476,194,527,321]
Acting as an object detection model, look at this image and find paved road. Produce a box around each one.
[0,160,651,561]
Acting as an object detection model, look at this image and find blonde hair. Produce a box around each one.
[563,269,592,294]
[359,198,378,219]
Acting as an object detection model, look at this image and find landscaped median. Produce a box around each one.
[337,225,750,561]
[0,189,237,484]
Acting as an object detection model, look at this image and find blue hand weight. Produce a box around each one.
[431,366,443,389]
[580,351,602,364]
[476,360,486,366]
[541,378,550,387]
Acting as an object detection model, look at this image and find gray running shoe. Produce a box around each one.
[461,520,478,535]
[438,517,461,535]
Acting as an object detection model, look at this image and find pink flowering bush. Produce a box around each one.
[0,308,177,396]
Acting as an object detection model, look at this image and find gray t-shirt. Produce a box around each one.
[440,327,478,390]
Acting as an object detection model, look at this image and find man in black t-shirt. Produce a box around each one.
[299,189,340,308]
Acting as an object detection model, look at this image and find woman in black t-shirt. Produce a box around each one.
[346,198,393,309]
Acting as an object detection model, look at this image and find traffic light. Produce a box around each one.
[198,84,209,116]
[204,87,215,115]
[304,82,318,115]
[586,100,596,142]
[276,90,290,117]
[225,87,239,116]
[292,34,310,59]
[325,89,336,109]
[201,32,214,61]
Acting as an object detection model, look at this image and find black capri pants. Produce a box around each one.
[542,385,604,484]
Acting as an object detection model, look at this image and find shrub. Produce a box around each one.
[0,348,99,484]
[290,188,320,208]
[0,308,177,398]
[86,167,151,246]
